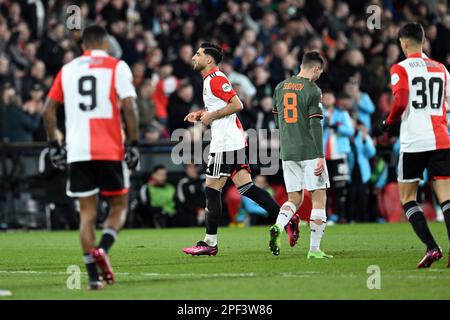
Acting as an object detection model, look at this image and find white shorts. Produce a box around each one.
[282,159,330,192]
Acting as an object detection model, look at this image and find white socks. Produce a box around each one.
[275,201,297,230]
[204,234,217,246]
[310,209,326,252]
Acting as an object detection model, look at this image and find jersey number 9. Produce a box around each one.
[78,76,97,111]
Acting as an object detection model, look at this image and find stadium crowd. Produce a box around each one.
[1,0,450,229]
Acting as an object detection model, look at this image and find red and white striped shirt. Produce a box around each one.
[203,67,246,153]
[387,53,450,152]
[47,50,137,163]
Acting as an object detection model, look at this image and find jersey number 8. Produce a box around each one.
[283,92,298,123]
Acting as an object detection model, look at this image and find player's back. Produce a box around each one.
[49,50,136,163]
[274,76,323,161]
[393,53,450,152]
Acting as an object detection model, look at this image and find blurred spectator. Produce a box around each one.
[137,79,156,134]
[37,23,65,76]
[221,59,256,101]
[257,11,281,52]
[268,40,290,89]
[0,55,13,89]
[344,75,376,131]
[255,96,276,131]
[171,44,195,81]
[347,120,376,223]
[174,164,206,227]
[151,64,178,124]
[323,90,354,222]
[139,165,176,228]
[1,83,41,142]
[251,65,272,103]
[22,60,46,101]
[171,43,202,102]
[24,82,46,141]
[167,80,195,133]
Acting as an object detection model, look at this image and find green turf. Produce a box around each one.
[0,223,449,299]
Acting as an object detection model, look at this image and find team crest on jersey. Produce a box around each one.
[222,83,231,92]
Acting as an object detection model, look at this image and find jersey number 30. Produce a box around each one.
[78,76,97,111]
[283,92,298,123]
[411,76,443,110]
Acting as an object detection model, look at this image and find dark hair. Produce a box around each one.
[399,22,424,44]
[301,51,324,69]
[152,164,166,174]
[200,42,223,64]
[82,25,108,47]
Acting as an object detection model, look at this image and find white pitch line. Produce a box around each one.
[1,270,448,280]
[0,270,320,278]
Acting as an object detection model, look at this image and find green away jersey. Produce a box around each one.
[272,76,324,161]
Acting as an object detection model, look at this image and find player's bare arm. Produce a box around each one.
[200,95,243,126]
[43,98,61,142]
[122,96,139,142]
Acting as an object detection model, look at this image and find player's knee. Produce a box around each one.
[287,193,303,208]
[400,195,416,206]
[311,189,326,203]
[110,201,128,214]
[310,209,327,224]
[80,213,96,225]
[281,201,297,213]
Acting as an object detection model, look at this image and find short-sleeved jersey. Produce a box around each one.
[48,50,137,163]
[203,67,246,153]
[390,53,450,152]
[272,76,323,161]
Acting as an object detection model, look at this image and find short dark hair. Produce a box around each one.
[301,51,324,69]
[200,42,223,65]
[152,164,166,174]
[82,25,108,47]
[399,22,424,44]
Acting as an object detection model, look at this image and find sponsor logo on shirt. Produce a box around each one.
[391,73,399,85]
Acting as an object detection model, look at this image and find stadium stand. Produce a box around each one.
[1,0,449,229]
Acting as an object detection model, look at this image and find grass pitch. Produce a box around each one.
[0,223,449,299]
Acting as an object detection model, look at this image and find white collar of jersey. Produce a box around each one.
[84,50,109,57]
[90,50,108,56]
